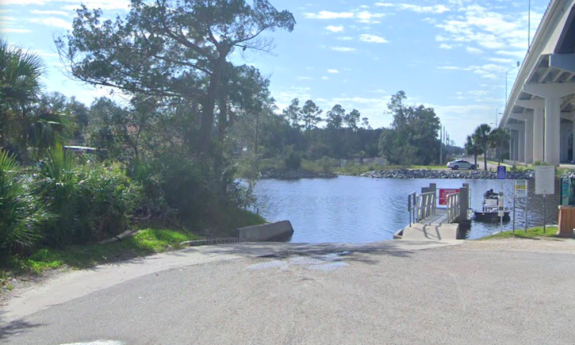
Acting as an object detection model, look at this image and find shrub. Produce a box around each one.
[33,147,142,245]
[0,151,49,254]
[284,151,302,170]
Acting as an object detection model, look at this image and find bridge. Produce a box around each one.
[395,183,470,241]
[502,0,575,165]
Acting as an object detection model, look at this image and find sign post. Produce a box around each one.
[515,180,528,233]
[535,166,555,234]
[497,166,507,233]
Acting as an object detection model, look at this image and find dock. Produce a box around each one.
[400,209,459,241]
[395,183,470,241]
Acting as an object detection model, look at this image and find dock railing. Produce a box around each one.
[446,193,461,223]
[417,191,437,222]
[408,192,417,226]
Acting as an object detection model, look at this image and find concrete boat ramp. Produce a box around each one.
[400,209,459,241]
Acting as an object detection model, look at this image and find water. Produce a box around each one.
[253,176,560,243]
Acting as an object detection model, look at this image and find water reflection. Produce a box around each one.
[253,176,559,243]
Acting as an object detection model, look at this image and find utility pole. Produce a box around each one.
[528,0,531,52]
[440,126,443,165]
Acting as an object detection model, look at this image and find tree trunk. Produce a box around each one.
[474,152,478,168]
[198,53,227,155]
[217,96,227,143]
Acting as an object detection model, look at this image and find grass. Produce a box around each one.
[480,226,564,240]
[1,228,203,276]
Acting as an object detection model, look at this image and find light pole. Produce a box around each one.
[495,105,504,127]
[528,0,531,51]
[506,61,521,105]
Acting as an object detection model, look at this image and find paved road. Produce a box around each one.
[2,240,575,345]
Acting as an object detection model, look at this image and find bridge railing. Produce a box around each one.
[417,191,437,222]
[446,193,461,223]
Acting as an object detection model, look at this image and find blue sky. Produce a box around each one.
[0,0,550,145]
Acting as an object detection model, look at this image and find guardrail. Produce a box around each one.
[446,193,461,223]
[417,191,437,222]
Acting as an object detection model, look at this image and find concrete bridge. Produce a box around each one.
[502,0,575,165]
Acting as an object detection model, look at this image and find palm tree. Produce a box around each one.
[465,135,483,169]
[0,39,43,160]
[489,128,511,165]
[473,124,492,171]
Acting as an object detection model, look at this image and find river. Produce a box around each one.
[253,176,560,243]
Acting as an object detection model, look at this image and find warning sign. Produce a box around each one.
[439,188,460,205]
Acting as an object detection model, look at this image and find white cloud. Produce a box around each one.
[30,17,72,30]
[439,43,453,49]
[435,4,543,54]
[326,25,344,33]
[296,76,312,80]
[398,4,450,14]
[0,28,32,33]
[327,69,339,74]
[359,34,388,44]
[322,76,329,80]
[305,11,354,20]
[331,46,357,52]
[305,9,387,24]
[337,36,353,41]
[488,57,515,64]
[2,0,130,10]
[466,47,483,54]
[31,10,70,16]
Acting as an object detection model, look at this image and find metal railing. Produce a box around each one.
[408,192,417,226]
[417,191,437,222]
[446,193,461,223]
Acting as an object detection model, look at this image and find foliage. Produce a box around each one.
[2,228,203,274]
[57,0,295,153]
[473,124,492,171]
[284,149,302,170]
[465,135,483,169]
[489,127,511,165]
[379,91,441,166]
[480,226,560,240]
[0,151,49,254]
[33,147,143,246]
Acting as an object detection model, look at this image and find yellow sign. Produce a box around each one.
[515,180,528,198]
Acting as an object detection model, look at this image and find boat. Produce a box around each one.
[473,190,511,222]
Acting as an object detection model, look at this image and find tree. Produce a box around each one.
[473,124,492,171]
[301,100,322,131]
[283,98,302,129]
[57,0,295,154]
[344,109,361,130]
[379,91,441,165]
[489,127,511,165]
[0,39,43,153]
[326,104,345,130]
[465,135,483,168]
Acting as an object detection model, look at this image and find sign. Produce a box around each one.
[497,166,507,180]
[439,188,460,205]
[535,166,555,195]
[515,180,528,198]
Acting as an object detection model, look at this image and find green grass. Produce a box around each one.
[1,228,203,275]
[480,226,564,240]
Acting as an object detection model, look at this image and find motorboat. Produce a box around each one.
[473,190,511,222]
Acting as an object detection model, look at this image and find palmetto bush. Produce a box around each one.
[0,151,49,254]
[33,147,142,246]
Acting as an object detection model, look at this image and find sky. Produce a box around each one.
[0,0,551,145]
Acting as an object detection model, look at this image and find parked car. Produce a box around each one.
[447,159,476,170]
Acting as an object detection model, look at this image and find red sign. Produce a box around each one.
[439,189,460,205]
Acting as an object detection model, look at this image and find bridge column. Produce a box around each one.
[572,117,575,162]
[545,96,561,165]
[518,125,525,162]
[522,84,575,165]
[525,112,534,163]
[517,100,545,163]
[534,108,544,163]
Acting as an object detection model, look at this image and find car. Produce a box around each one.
[447,159,476,170]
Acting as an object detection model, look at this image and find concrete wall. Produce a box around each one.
[237,221,294,242]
